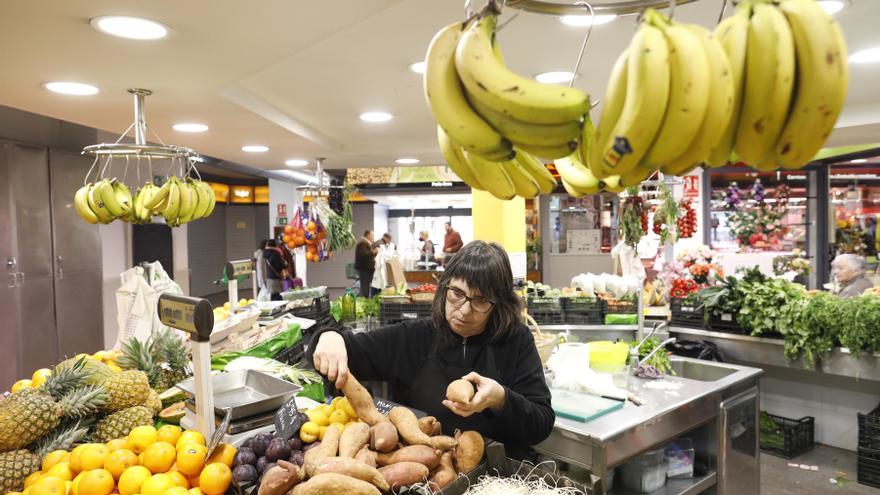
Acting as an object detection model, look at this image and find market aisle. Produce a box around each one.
[761,445,877,494]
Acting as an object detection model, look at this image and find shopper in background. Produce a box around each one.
[354,230,378,298]
[832,253,875,298]
[263,239,288,301]
[442,221,463,265]
[419,230,436,264]
[254,239,270,301]
[309,240,554,461]
[371,233,396,296]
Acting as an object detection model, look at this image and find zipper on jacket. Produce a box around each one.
[462,337,468,359]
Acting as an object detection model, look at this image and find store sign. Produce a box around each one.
[277,204,287,217]
[230,185,254,204]
[157,294,213,342]
[209,182,230,204]
[431,181,453,188]
[276,216,288,226]
[683,175,700,200]
[254,185,269,204]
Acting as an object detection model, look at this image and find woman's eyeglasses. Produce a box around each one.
[446,286,494,313]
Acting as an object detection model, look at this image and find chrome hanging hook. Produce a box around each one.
[568,2,595,88]
[668,0,678,20]
[717,0,731,23]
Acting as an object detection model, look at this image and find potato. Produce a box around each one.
[339,422,370,457]
[369,421,399,453]
[304,424,342,477]
[257,460,303,495]
[340,374,386,426]
[428,435,457,452]
[312,456,389,492]
[429,452,457,490]
[290,473,381,495]
[417,416,442,437]
[453,430,484,474]
[388,407,431,446]
[355,445,377,468]
[378,462,430,490]
[446,379,475,404]
[376,445,441,470]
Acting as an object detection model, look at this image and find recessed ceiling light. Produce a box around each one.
[359,111,394,123]
[43,81,99,96]
[242,145,269,153]
[560,14,616,27]
[409,61,427,74]
[535,71,575,84]
[91,16,168,40]
[395,158,420,165]
[817,1,846,15]
[172,123,208,133]
[851,159,868,163]
[850,47,880,64]
[285,159,309,167]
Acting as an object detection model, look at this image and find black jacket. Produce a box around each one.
[354,239,375,272]
[307,319,555,454]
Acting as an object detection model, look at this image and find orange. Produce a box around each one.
[166,471,189,489]
[156,425,182,446]
[197,464,231,495]
[24,471,44,489]
[45,463,74,482]
[188,488,203,495]
[142,441,176,474]
[175,444,207,477]
[68,444,96,473]
[104,449,139,480]
[76,469,114,495]
[69,473,84,495]
[42,451,70,472]
[78,445,109,472]
[205,444,236,468]
[30,476,66,495]
[162,488,189,495]
[117,466,151,495]
[140,474,176,495]
[186,475,200,488]
[105,438,129,452]
[128,426,158,454]
[175,431,205,451]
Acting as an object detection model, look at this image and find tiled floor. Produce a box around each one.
[762,444,878,494]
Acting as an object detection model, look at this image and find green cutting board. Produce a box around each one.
[551,389,625,422]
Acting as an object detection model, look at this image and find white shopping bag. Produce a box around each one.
[114,266,157,347]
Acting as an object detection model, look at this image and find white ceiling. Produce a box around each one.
[1,0,878,172]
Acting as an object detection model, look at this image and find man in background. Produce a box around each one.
[443,221,463,265]
[354,230,378,297]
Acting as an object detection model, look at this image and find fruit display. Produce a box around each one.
[213,299,256,323]
[676,200,697,239]
[116,330,191,394]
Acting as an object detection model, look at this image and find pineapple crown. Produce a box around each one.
[118,330,190,389]
[59,385,108,419]
[29,418,94,457]
[41,357,91,398]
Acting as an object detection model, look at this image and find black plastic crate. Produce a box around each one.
[290,294,330,321]
[561,297,603,325]
[760,413,815,459]
[859,447,880,489]
[669,298,705,328]
[859,405,880,450]
[707,312,745,334]
[380,301,433,325]
[273,340,305,365]
[527,297,564,325]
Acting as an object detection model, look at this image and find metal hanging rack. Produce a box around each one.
[296,158,343,197]
[504,0,699,16]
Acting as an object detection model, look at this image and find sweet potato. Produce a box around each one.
[290,473,381,495]
[428,435,457,452]
[340,374,386,426]
[339,422,370,457]
[453,430,484,474]
[369,421,399,453]
[376,445,441,469]
[303,424,342,476]
[257,460,303,495]
[417,416,442,437]
[312,456,389,492]
[429,452,456,490]
[446,379,475,404]
[378,462,430,489]
[355,445,377,468]
[389,406,431,446]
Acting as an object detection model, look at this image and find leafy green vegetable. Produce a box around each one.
[628,336,675,376]
[737,278,805,337]
[843,293,880,357]
[330,295,381,322]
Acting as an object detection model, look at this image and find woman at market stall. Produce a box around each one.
[308,240,554,460]
[831,253,875,298]
[263,239,288,300]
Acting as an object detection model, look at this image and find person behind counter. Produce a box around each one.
[262,239,288,300]
[832,253,875,298]
[442,222,463,265]
[308,241,554,460]
[354,230,378,298]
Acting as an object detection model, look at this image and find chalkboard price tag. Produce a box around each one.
[274,397,303,441]
[373,398,427,419]
[225,259,255,279]
[206,412,231,459]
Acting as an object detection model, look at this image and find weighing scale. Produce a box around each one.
[225,258,257,312]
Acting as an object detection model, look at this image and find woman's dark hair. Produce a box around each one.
[266,239,278,248]
[432,240,522,341]
[259,239,269,250]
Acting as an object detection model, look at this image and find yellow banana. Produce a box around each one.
[201,181,216,218]
[620,165,657,187]
[514,149,557,194]
[499,160,540,199]
[190,180,211,220]
[437,125,484,190]
[516,141,578,160]
[73,185,99,224]
[603,175,626,193]
[455,13,590,125]
[734,2,795,165]
[560,177,586,198]
[144,178,172,211]
[707,5,750,167]
[162,179,181,224]
[641,11,711,169]
[590,50,628,180]
[176,181,195,223]
[775,0,848,169]
[465,92,582,147]
[578,111,596,172]
[462,150,516,200]
[97,179,125,217]
[113,181,133,220]
[555,151,604,195]
[87,183,114,223]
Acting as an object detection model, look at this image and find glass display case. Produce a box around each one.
[828,162,880,262]
[547,193,619,254]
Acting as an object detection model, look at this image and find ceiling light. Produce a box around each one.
[395,158,420,165]
[172,123,208,133]
[285,159,309,167]
[850,47,880,64]
[242,145,269,153]
[359,112,394,123]
[535,71,575,84]
[851,158,868,163]
[409,61,427,74]
[44,81,99,96]
[560,14,616,27]
[817,1,845,15]
[91,16,168,40]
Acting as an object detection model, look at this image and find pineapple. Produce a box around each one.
[55,356,113,385]
[93,406,153,442]
[118,331,190,392]
[102,370,150,412]
[0,450,41,493]
[145,389,162,415]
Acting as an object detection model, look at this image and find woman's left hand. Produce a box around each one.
[442,372,506,417]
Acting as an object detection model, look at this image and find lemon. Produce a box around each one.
[42,451,70,472]
[128,425,158,454]
[68,444,91,473]
[105,438,129,452]
[338,397,357,419]
[77,469,114,495]
[117,466,152,495]
[166,471,189,489]
[175,444,207,477]
[188,488,203,495]
[106,364,122,373]
[320,404,335,415]
[205,444,236,468]
[141,474,176,495]
[31,369,52,388]
[142,442,176,474]
[30,476,66,495]
[222,302,231,310]
[308,411,329,427]
[69,473,84,495]
[198,464,231,495]
[24,471,44,489]
[11,379,33,393]
[163,487,190,495]
[45,463,74,482]
[328,409,348,425]
[156,425,182,446]
[104,449,139,480]
[78,444,109,471]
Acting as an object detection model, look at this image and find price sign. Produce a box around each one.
[373,398,427,419]
[225,259,255,279]
[157,294,213,342]
[274,397,304,441]
[206,413,231,458]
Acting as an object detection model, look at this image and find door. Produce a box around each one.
[719,387,760,494]
[49,149,103,357]
[0,144,22,389]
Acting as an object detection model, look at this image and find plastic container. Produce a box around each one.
[588,341,629,373]
[859,403,880,450]
[620,448,667,493]
[760,413,815,459]
[665,438,695,479]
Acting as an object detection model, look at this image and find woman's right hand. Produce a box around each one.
[312,331,349,388]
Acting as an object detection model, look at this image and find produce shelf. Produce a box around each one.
[609,470,716,495]
[669,327,880,382]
